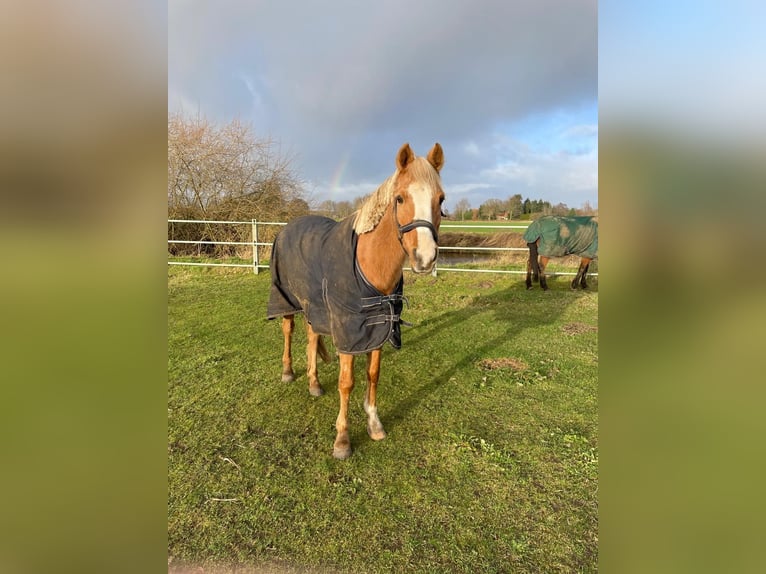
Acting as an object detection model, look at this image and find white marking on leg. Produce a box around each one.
[364,398,386,441]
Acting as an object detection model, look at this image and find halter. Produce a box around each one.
[393,198,439,245]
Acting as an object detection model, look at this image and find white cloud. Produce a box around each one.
[167,87,201,117]
[169,0,597,207]
[562,124,598,139]
[463,141,480,157]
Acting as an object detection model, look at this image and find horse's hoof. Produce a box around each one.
[368,425,387,441]
[309,385,324,397]
[332,444,352,460]
[281,372,295,383]
[333,432,352,459]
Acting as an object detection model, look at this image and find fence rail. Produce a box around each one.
[167,219,597,277]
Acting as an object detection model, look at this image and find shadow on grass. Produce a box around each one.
[383,279,594,431]
[261,274,596,450]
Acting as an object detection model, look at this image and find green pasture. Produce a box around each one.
[168,267,598,573]
[441,220,529,234]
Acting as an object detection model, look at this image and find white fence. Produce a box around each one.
[167,219,597,278]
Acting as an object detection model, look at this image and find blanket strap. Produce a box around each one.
[365,313,412,327]
[360,293,409,308]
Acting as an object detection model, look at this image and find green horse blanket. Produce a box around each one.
[523,216,598,259]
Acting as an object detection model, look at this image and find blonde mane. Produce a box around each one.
[353,157,441,234]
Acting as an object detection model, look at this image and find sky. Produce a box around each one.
[168,0,598,212]
[599,0,766,144]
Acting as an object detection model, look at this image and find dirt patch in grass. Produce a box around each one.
[561,322,598,335]
[478,357,529,371]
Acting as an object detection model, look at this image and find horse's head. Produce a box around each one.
[391,142,445,273]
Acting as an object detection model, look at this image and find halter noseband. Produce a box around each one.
[393,198,439,244]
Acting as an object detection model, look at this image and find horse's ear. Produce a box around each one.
[427,142,444,173]
[396,143,415,170]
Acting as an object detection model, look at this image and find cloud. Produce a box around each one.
[169,0,598,208]
[562,124,599,139]
[482,146,597,202]
[463,142,481,157]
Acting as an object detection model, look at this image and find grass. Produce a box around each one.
[168,267,598,573]
[441,220,529,234]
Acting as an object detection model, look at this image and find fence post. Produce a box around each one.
[252,219,259,274]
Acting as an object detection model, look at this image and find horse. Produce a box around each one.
[524,215,598,291]
[267,143,445,459]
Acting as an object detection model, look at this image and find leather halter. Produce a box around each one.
[393,198,439,244]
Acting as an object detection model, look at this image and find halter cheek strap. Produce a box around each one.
[393,200,439,244]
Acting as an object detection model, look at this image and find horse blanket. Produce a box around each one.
[267,215,406,355]
[523,216,598,259]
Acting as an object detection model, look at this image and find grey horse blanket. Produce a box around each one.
[523,216,598,259]
[267,215,406,354]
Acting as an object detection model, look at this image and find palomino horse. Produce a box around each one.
[267,143,445,459]
[524,215,598,291]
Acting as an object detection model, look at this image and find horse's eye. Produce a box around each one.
[396,196,404,204]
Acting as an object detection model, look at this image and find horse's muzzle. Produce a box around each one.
[410,245,438,273]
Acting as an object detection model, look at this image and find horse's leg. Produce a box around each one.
[526,241,539,289]
[333,353,355,460]
[363,349,386,441]
[539,256,550,290]
[317,335,332,363]
[526,248,533,289]
[280,315,295,383]
[570,258,591,289]
[580,259,591,289]
[305,322,324,396]
[572,258,584,289]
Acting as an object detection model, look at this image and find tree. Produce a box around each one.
[454,198,471,221]
[168,112,304,221]
[317,199,337,218]
[580,200,596,215]
[479,198,504,220]
[335,201,354,219]
[507,194,523,219]
[168,112,306,255]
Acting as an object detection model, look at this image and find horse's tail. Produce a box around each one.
[528,240,541,282]
[317,335,332,363]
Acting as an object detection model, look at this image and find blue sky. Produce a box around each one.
[169,1,598,212]
[599,0,766,141]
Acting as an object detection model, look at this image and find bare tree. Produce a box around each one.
[550,202,571,216]
[168,113,307,256]
[454,198,471,220]
[579,200,596,216]
[479,198,504,220]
